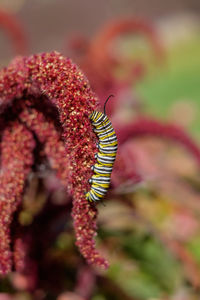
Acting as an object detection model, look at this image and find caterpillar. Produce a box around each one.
[86,95,118,202]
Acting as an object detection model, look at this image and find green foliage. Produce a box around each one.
[136,35,200,136]
[104,231,183,299]
[187,236,200,265]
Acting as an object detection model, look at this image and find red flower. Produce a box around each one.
[0,51,108,275]
[0,121,35,274]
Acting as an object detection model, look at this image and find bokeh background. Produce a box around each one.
[0,0,200,299]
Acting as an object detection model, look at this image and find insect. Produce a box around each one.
[86,95,118,202]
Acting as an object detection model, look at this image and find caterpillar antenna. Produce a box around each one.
[104,94,114,115]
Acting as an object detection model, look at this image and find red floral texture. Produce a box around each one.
[0,9,28,55]
[0,51,108,275]
[18,98,69,187]
[68,18,164,115]
[0,122,35,274]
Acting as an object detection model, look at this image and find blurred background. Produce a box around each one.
[0,0,200,299]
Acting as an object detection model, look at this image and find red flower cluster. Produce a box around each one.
[0,121,35,274]
[0,51,108,275]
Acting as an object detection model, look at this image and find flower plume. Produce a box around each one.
[0,121,35,274]
[0,51,108,275]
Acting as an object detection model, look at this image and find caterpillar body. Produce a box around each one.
[86,106,118,202]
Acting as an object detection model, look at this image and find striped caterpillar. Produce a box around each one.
[86,96,118,202]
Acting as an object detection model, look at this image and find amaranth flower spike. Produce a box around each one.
[0,51,109,274]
